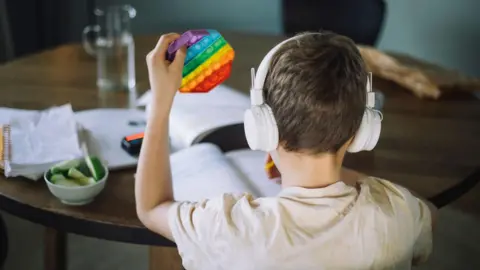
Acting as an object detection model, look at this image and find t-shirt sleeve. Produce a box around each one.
[167,192,259,267]
[373,178,433,264]
[406,192,433,264]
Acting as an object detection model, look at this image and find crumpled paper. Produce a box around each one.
[1,104,82,180]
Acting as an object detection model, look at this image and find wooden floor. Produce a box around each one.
[2,207,480,270]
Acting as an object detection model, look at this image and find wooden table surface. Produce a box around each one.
[1,31,480,268]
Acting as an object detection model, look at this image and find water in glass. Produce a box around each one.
[83,5,137,91]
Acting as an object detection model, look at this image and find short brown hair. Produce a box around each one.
[264,31,367,154]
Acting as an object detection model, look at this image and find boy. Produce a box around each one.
[135,31,436,270]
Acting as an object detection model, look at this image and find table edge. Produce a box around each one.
[0,195,175,247]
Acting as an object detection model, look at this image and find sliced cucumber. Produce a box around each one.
[68,168,96,186]
[74,177,96,186]
[76,162,93,177]
[50,173,67,184]
[55,178,82,187]
[67,168,88,180]
[50,159,81,174]
[85,156,105,181]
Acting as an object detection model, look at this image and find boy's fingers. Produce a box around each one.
[170,46,187,72]
[153,33,181,56]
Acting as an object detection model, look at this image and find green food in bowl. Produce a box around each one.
[50,174,81,187]
[85,156,106,181]
[67,167,88,179]
[47,156,106,187]
[67,168,96,185]
[76,162,93,177]
[50,159,81,174]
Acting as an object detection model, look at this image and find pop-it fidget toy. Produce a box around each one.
[167,29,235,93]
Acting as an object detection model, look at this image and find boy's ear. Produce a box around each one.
[345,137,354,146]
[343,137,355,151]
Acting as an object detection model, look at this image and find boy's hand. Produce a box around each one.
[146,33,187,107]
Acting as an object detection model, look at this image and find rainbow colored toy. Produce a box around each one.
[167,29,235,93]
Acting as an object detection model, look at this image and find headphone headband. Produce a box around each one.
[250,33,375,109]
[250,36,300,106]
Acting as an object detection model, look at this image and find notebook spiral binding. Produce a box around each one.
[0,125,11,170]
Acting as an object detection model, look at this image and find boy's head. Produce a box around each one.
[264,31,368,155]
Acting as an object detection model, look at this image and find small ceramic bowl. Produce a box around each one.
[44,158,109,206]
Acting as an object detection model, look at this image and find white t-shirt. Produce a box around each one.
[168,177,432,270]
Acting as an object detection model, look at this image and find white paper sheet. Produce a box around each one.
[170,143,254,201]
[1,105,82,180]
[8,104,81,165]
[74,109,147,170]
[0,107,41,125]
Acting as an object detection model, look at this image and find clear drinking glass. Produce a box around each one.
[82,5,137,91]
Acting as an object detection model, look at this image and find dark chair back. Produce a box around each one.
[0,0,15,63]
[282,0,387,46]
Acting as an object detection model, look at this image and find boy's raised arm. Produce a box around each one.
[134,33,186,241]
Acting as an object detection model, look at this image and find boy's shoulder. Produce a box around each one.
[359,176,434,263]
[360,176,414,199]
[359,176,429,218]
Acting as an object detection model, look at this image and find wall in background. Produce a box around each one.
[98,0,479,77]
[5,0,479,77]
[99,0,282,35]
[377,0,480,77]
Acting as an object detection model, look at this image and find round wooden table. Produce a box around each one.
[0,32,479,270]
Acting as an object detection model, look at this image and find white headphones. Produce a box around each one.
[243,35,383,153]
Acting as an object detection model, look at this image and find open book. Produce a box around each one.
[171,143,281,200]
[138,84,250,151]
[79,83,253,172]
[139,84,282,198]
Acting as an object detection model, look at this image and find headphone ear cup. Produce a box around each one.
[263,105,279,152]
[364,109,382,151]
[244,107,264,151]
[243,105,279,152]
[347,110,371,153]
[347,109,382,153]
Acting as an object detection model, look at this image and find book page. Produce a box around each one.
[225,149,282,197]
[138,84,250,150]
[171,143,254,201]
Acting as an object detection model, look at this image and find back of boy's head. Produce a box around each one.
[264,31,367,155]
